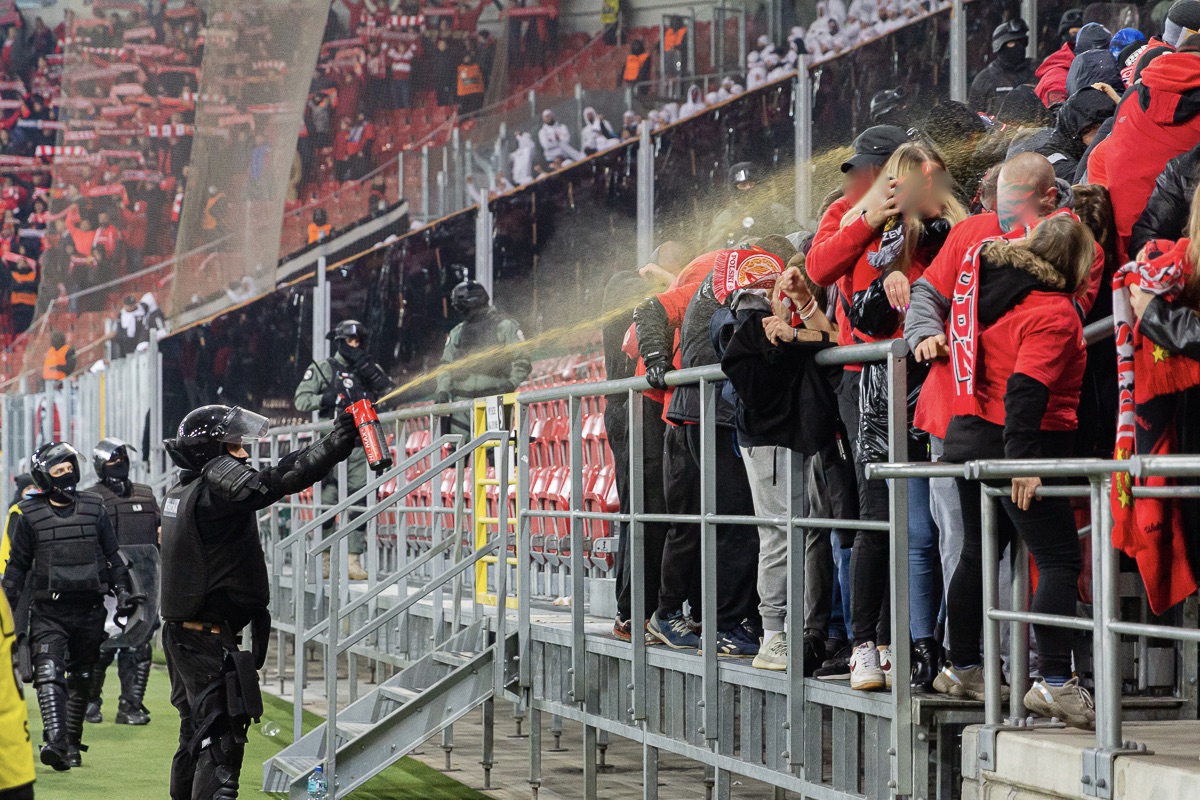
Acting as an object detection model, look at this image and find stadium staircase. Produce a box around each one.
[262,619,516,799]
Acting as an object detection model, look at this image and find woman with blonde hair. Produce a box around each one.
[806,141,965,690]
[935,214,1097,729]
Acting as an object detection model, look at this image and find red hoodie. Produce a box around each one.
[1090,51,1200,260]
[1034,43,1074,107]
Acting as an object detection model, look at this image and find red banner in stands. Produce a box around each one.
[122,26,158,43]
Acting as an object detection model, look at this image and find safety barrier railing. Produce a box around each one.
[509,336,916,799]
[864,456,1198,799]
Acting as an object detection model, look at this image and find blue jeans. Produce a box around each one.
[829,532,853,642]
[908,477,942,640]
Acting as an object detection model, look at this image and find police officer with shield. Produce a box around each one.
[161,404,358,800]
[1,442,136,772]
[294,320,391,581]
[435,280,530,434]
[85,438,161,726]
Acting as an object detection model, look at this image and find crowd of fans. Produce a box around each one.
[601,1,1200,733]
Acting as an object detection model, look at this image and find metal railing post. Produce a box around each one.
[950,0,967,103]
[476,199,494,299]
[636,122,654,268]
[516,406,533,690]
[628,388,648,722]
[568,395,586,704]
[1022,0,1038,61]
[886,343,912,796]
[494,436,511,701]
[698,378,719,744]
[794,59,812,227]
[421,144,430,221]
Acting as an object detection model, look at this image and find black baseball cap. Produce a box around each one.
[840,125,910,173]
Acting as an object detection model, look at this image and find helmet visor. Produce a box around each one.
[215,407,270,444]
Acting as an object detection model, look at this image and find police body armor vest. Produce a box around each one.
[19,492,108,598]
[160,478,269,623]
[94,482,159,547]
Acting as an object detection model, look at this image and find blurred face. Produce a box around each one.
[996,174,1053,233]
[843,164,881,202]
[895,162,951,217]
[226,443,249,460]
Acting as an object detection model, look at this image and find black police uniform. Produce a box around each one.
[87,471,160,725]
[1,480,131,771]
[160,405,357,800]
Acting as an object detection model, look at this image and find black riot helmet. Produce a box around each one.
[164,405,270,471]
[327,319,367,361]
[450,280,490,315]
[94,437,135,486]
[31,441,81,500]
[729,161,755,187]
[992,18,1029,53]
[326,319,366,344]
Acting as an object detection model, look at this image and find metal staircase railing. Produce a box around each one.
[273,428,514,797]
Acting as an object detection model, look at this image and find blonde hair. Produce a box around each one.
[841,142,967,273]
[1187,181,1200,272]
[1024,214,1096,294]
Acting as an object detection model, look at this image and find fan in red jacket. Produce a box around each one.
[1089,49,1200,260]
[1034,42,1074,107]
[935,214,1097,729]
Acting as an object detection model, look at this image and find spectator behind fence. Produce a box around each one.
[308,209,332,244]
[603,241,689,644]
[807,142,965,691]
[538,109,584,164]
[456,51,484,115]
[112,294,147,360]
[1087,39,1200,260]
[933,216,1096,731]
[1034,9,1084,107]
[7,249,37,335]
[969,18,1036,116]
[713,254,841,674]
[42,330,75,382]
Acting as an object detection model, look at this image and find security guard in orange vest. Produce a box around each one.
[621,39,651,94]
[7,253,37,335]
[307,208,332,244]
[456,53,484,115]
[201,186,225,244]
[663,16,688,78]
[42,331,74,382]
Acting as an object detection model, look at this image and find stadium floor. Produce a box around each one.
[23,664,488,799]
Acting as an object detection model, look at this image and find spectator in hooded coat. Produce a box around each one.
[1029,86,1117,180]
[1034,9,1084,107]
[1089,45,1200,259]
[1065,47,1124,97]
[1130,139,1200,257]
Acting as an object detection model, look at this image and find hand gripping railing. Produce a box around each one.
[285,429,511,785]
[513,337,916,798]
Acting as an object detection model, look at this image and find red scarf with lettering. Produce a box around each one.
[1112,239,1200,613]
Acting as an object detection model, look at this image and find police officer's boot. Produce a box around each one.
[86,650,114,723]
[115,648,151,725]
[65,671,92,767]
[194,731,244,800]
[34,660,70,771]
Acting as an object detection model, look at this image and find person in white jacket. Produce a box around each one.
[580,106,620,153]
[510,131,536,185]
[679,85,706,118]
[537,110,584,163]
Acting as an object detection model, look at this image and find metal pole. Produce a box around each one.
[628,388,648,722]
[575,82,584,134]
[885,346,912,797]
[148,335,162,488]
[452,126,463,210]
[1022,0,1038,61]
[529,89,537,129]
[636,122,654,267]
[421,144,430,221]
[659,17,667,97]
[794,59,812,226]
[1097,475,1122,752]
[950,0,967,103]
[698,378,718,742]
[397,150,404,203]
[476,198,494,300]
[312,241,328,425]
[441,147,450,216]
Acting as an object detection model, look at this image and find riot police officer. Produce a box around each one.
[435,281,531,432]
[294,320,390,581]
[161,404,358,800]
[85,438,161,726]
[705,162,797,251]
[1,442,135,772]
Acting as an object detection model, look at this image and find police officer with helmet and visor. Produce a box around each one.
[294,319,390,581]
[85,437,161,726]
[161,403,359,800]
[435,280,530,433]
[1,441,136,772]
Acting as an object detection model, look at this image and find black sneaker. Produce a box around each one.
[649,610,701,649]
[703,625,760,658]
[814,642,854,681]
[802,633,827,677]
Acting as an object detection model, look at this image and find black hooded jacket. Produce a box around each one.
[1066,48,1123,96]
[1130,142,1200,258]
[1032,87,1117,180]
[969,57,1038,116]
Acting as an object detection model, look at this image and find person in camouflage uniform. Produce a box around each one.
[435,281,530,434]
[294,319,391,580]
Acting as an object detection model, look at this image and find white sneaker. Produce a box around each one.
[752,632,788,671]
[878,644,893,689]
[849,641,884,691]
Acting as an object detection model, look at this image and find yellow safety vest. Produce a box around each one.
[0,592,35,792]
[600,0,619,26]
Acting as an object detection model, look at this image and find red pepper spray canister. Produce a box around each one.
[347,398,394,472]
